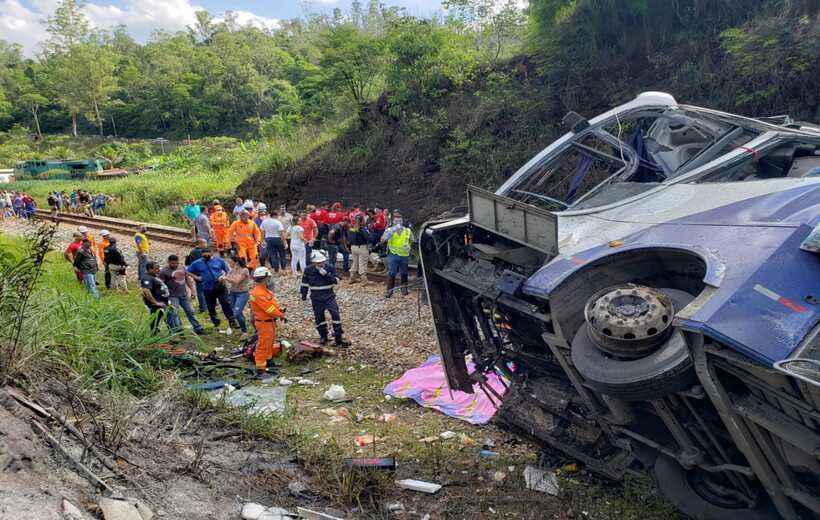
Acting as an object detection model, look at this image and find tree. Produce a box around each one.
[317,24,387,110]
[443,0,526,63]
[81,41,118,136]
[43,0,91,54]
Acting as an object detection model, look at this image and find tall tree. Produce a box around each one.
[43,0,90,54]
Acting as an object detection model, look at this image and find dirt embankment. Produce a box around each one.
[237,58,553,223]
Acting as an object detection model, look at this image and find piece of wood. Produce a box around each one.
[30,419,115,494]
[296,506,345,520]
[5,386,52,418]
[395,479,442,494]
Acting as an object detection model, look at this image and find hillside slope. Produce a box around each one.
[238,3,819,221]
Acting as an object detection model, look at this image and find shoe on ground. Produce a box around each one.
[335,338,352,348]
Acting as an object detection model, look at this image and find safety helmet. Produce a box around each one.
[257,203,267,211]
[243,200,254,209]
[253,266,271,278]
[310,251,327,263]
[100,229,110,237]
[78,226,88,234]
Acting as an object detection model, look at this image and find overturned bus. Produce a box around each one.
[420,92,820,519]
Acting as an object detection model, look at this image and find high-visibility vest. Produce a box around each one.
[387,227,412,257]
[134,232,150,254]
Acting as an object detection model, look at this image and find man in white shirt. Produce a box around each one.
[260,210,287,272]
[279,205,293,234]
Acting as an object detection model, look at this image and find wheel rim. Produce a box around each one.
[687,468,758,509]
[584,284,675,358]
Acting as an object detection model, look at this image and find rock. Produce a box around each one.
[241,503,266,520]
[288,480,309,496]
[323,385,347,401]
[61,498,88,520]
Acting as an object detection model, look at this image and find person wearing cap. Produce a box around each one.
[381,212,414,298]
[134,225,151,281]
[209,200,230,252]
[104,237,128,291]
[300,251,351,348]
[98,229,111,289]
[249,266,286,376]
[228,210,262,269]
[77,226,98,262]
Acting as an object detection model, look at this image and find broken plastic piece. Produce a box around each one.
[523,465,559,495]
[323,384,347,401]
[396,479,442,494]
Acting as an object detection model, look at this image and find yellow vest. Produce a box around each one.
[387,227,412,257]
[134,232,150,254]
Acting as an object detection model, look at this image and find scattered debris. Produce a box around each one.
[354,434,377,447]
[323,385,347,402]
[215,385,287,416]
[523,465,559,495]
[479,450,499,459]
[278,378,294,386]
[492,471,507,482]
[385,502,405,513]
[297,378,318,386]
[418,436,438,443]
[343,457,397,471]
[379,413,397,423]
[288,341,333,363]
[483,437,496,448]
[557,463,578,474]
[458,433,475,446]
[296,507,346,520]
[396,479,442,494]
[439,431,456,440]
[185,380,239,391]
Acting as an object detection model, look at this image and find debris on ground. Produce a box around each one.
[378,413,397,423]
[288,479,310,497]
[479,450,500,459]
[296,378,318,386]
[296,506,346,520]
[439,431,456,440]
[323,384,347,402]
[383,355,508,424]
[492,471,507,482]
[278,377,294,386]
[523,465,559,495]
[287,341,333,363]
[343,457,397,471]
[354,433,377,447]
[62,498,90,520]
[396,478,442,494]
[215,385,287,415]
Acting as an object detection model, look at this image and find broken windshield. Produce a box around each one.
[504,107,760,211]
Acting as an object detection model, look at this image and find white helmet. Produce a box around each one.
[77,226,89,234]
[100,229,110,237]
[310,251,327,263]
[253,266,271,278]
[243,200,254,209]
[257,203,267,211]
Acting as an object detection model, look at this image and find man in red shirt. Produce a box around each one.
[370,206,387,247]
[63,232,84,283]
[326,202,347,225]
[311,203,329,225]
[300,210,318,261]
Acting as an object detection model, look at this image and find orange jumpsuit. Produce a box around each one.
[97,237,109,265]
[248,284,285,370]
[209,206,230,251]
[228,219,261,268]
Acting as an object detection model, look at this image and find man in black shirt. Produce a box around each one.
[140,261,171,334]
[72,239,99,298]
[104,237,128,291]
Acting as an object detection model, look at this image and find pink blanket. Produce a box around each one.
[383,355,508,425]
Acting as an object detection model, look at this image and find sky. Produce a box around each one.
[0,0,445,56]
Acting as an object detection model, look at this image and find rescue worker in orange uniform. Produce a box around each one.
[228,210,262,268]
[248,266,286,376]
[209,200,230,252]
[98,229,111,289]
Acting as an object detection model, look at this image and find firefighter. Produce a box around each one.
[228,210,262,268]
[209,200,230,252]
[300,251,352,348]
[248,266,285,376]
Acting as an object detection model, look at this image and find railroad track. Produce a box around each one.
[35,209,193,246]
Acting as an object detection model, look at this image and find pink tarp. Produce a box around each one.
[383,355,508,425]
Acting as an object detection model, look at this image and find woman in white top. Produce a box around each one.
[289,222,306,275]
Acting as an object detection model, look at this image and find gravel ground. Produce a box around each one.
[1,217,439,374]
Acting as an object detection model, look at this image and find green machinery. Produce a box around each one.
[14,158,110,180]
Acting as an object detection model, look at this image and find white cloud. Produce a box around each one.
[215,10,280,31]
[0,0,281,56]
[0,0,49,55]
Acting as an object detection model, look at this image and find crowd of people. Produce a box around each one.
[47,189,116,217]
[0,190,37,219]
[61,197,416,379]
